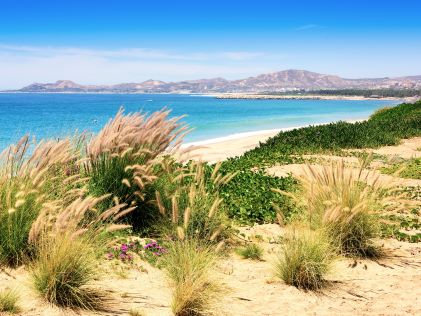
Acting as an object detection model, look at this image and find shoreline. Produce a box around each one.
[183,118,365,162]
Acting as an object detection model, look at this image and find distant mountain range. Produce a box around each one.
[7,70,421,93]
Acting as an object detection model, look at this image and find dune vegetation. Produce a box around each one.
[0,101,420,314]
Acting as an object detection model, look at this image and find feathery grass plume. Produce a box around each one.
[236,243,264,260]
[84,108,189,223]
[29,194,134,244]
[275,228,335,290]
[31,232,104,309]
[0,136,83,266]
[277,158,406,257]
[162,240,223,316]
[153,161,233,242]
[0,289,20,314]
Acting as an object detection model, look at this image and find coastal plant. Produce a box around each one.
[84,108,189,219]
[236,243,264,260]
[275,228,335,290]
[162,239,222,316]
[0,136,83,266]
[106,239,167,266]
[153,160,235,242]
[231,101,421,168]
[31,232,103,309]
[381,158,421,180]
[280,160,405,257]
[0,289,20,314]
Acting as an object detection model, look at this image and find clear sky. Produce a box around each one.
[1,0,420,89]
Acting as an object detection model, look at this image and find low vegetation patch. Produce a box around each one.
[0,289,20,314]
[236,243,264,260]
[381,158,421,179]
[275,228,335,290]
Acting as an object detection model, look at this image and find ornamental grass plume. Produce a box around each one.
[153,161,236,242]
[275,158,409,257]
[0,136,84,266]
[83,108,191,220]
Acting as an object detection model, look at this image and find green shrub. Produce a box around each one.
[0,289,20,314]
[236,243,263,260]
[275,229,334,290]
[232,101,421,168]
[218,167,298,224]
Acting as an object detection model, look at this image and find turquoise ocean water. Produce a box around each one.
[0,93,399,150]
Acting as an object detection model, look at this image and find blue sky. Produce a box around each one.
[0,0,420,89]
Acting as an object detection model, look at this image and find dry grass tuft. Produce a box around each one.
[236,243,264,260]
[275,228,335,290]
[162,240,223,316]
[276,159,407,257]
[0,288,20,314]
[31,232,104,309]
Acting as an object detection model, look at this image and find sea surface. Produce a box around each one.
[0,93,400,150]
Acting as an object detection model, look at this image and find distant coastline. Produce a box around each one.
[213,93,420,103]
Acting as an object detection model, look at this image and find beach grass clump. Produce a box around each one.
[0,289,20,314]
[153,161,234,242]
[236,243,264,260]
[84,108,188,219]
[162,240,222,316]
[31,232,102,309]
[286,160,400,257]
[275,228,334,290]
[0,136,82,267]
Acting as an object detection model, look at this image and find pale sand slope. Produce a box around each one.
[191,135,421,163]
[185,130,278,163]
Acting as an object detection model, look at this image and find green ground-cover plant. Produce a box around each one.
[381,158,421,179]
[275,228,335,290]
[226,101,421,169]
[0,289,20,314]
[236,243,264,260]
[218,168,298,224]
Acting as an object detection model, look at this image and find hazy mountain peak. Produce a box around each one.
[13,69,421,93]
